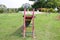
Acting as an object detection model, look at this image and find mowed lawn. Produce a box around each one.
[0,13,60,40]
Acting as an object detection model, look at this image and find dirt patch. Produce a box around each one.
[56,15,60,20]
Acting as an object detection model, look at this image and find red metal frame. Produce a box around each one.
[32,9,34,38]
[23,8,26,38]
[23,8,35,38]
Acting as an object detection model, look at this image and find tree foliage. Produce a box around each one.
[32,0,60,9]
[0,4,7,13]
[18,3,32,11]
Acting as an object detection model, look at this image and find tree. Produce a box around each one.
[0,4,7,13]
[31,0,60,9]
[7,8,18,13]
[18,3,32,11]
[18,7,24,11]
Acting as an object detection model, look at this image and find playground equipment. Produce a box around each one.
[23,8,35,38]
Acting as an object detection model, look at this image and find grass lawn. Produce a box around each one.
[0,13,60,40]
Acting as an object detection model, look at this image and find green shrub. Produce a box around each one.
[57,7,60,13]
[0,9,4,13]
[48,8,57,13]
[41,8,48,12]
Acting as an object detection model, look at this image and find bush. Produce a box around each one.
[40,8,57,13]
[48,8,57,13]
[0,9,4,13]
[7,8,18,13]
[57,7,60,13]
[41,8,48,12]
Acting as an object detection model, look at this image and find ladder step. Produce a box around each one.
[26,32,32,33]
[25,19,31,21]
[26,32,32,37]
[26,32,32,34]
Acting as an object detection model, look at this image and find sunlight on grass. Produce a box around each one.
[0,13,60,40]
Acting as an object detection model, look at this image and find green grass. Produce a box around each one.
[0,13,60,40]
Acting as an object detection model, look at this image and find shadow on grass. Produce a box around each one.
[11,25,24,37]
[11,25,33,38]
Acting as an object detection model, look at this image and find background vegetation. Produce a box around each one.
[0,0,60,13]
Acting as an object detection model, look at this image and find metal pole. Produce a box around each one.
[23,8,26,38]
[32,9,34,38]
